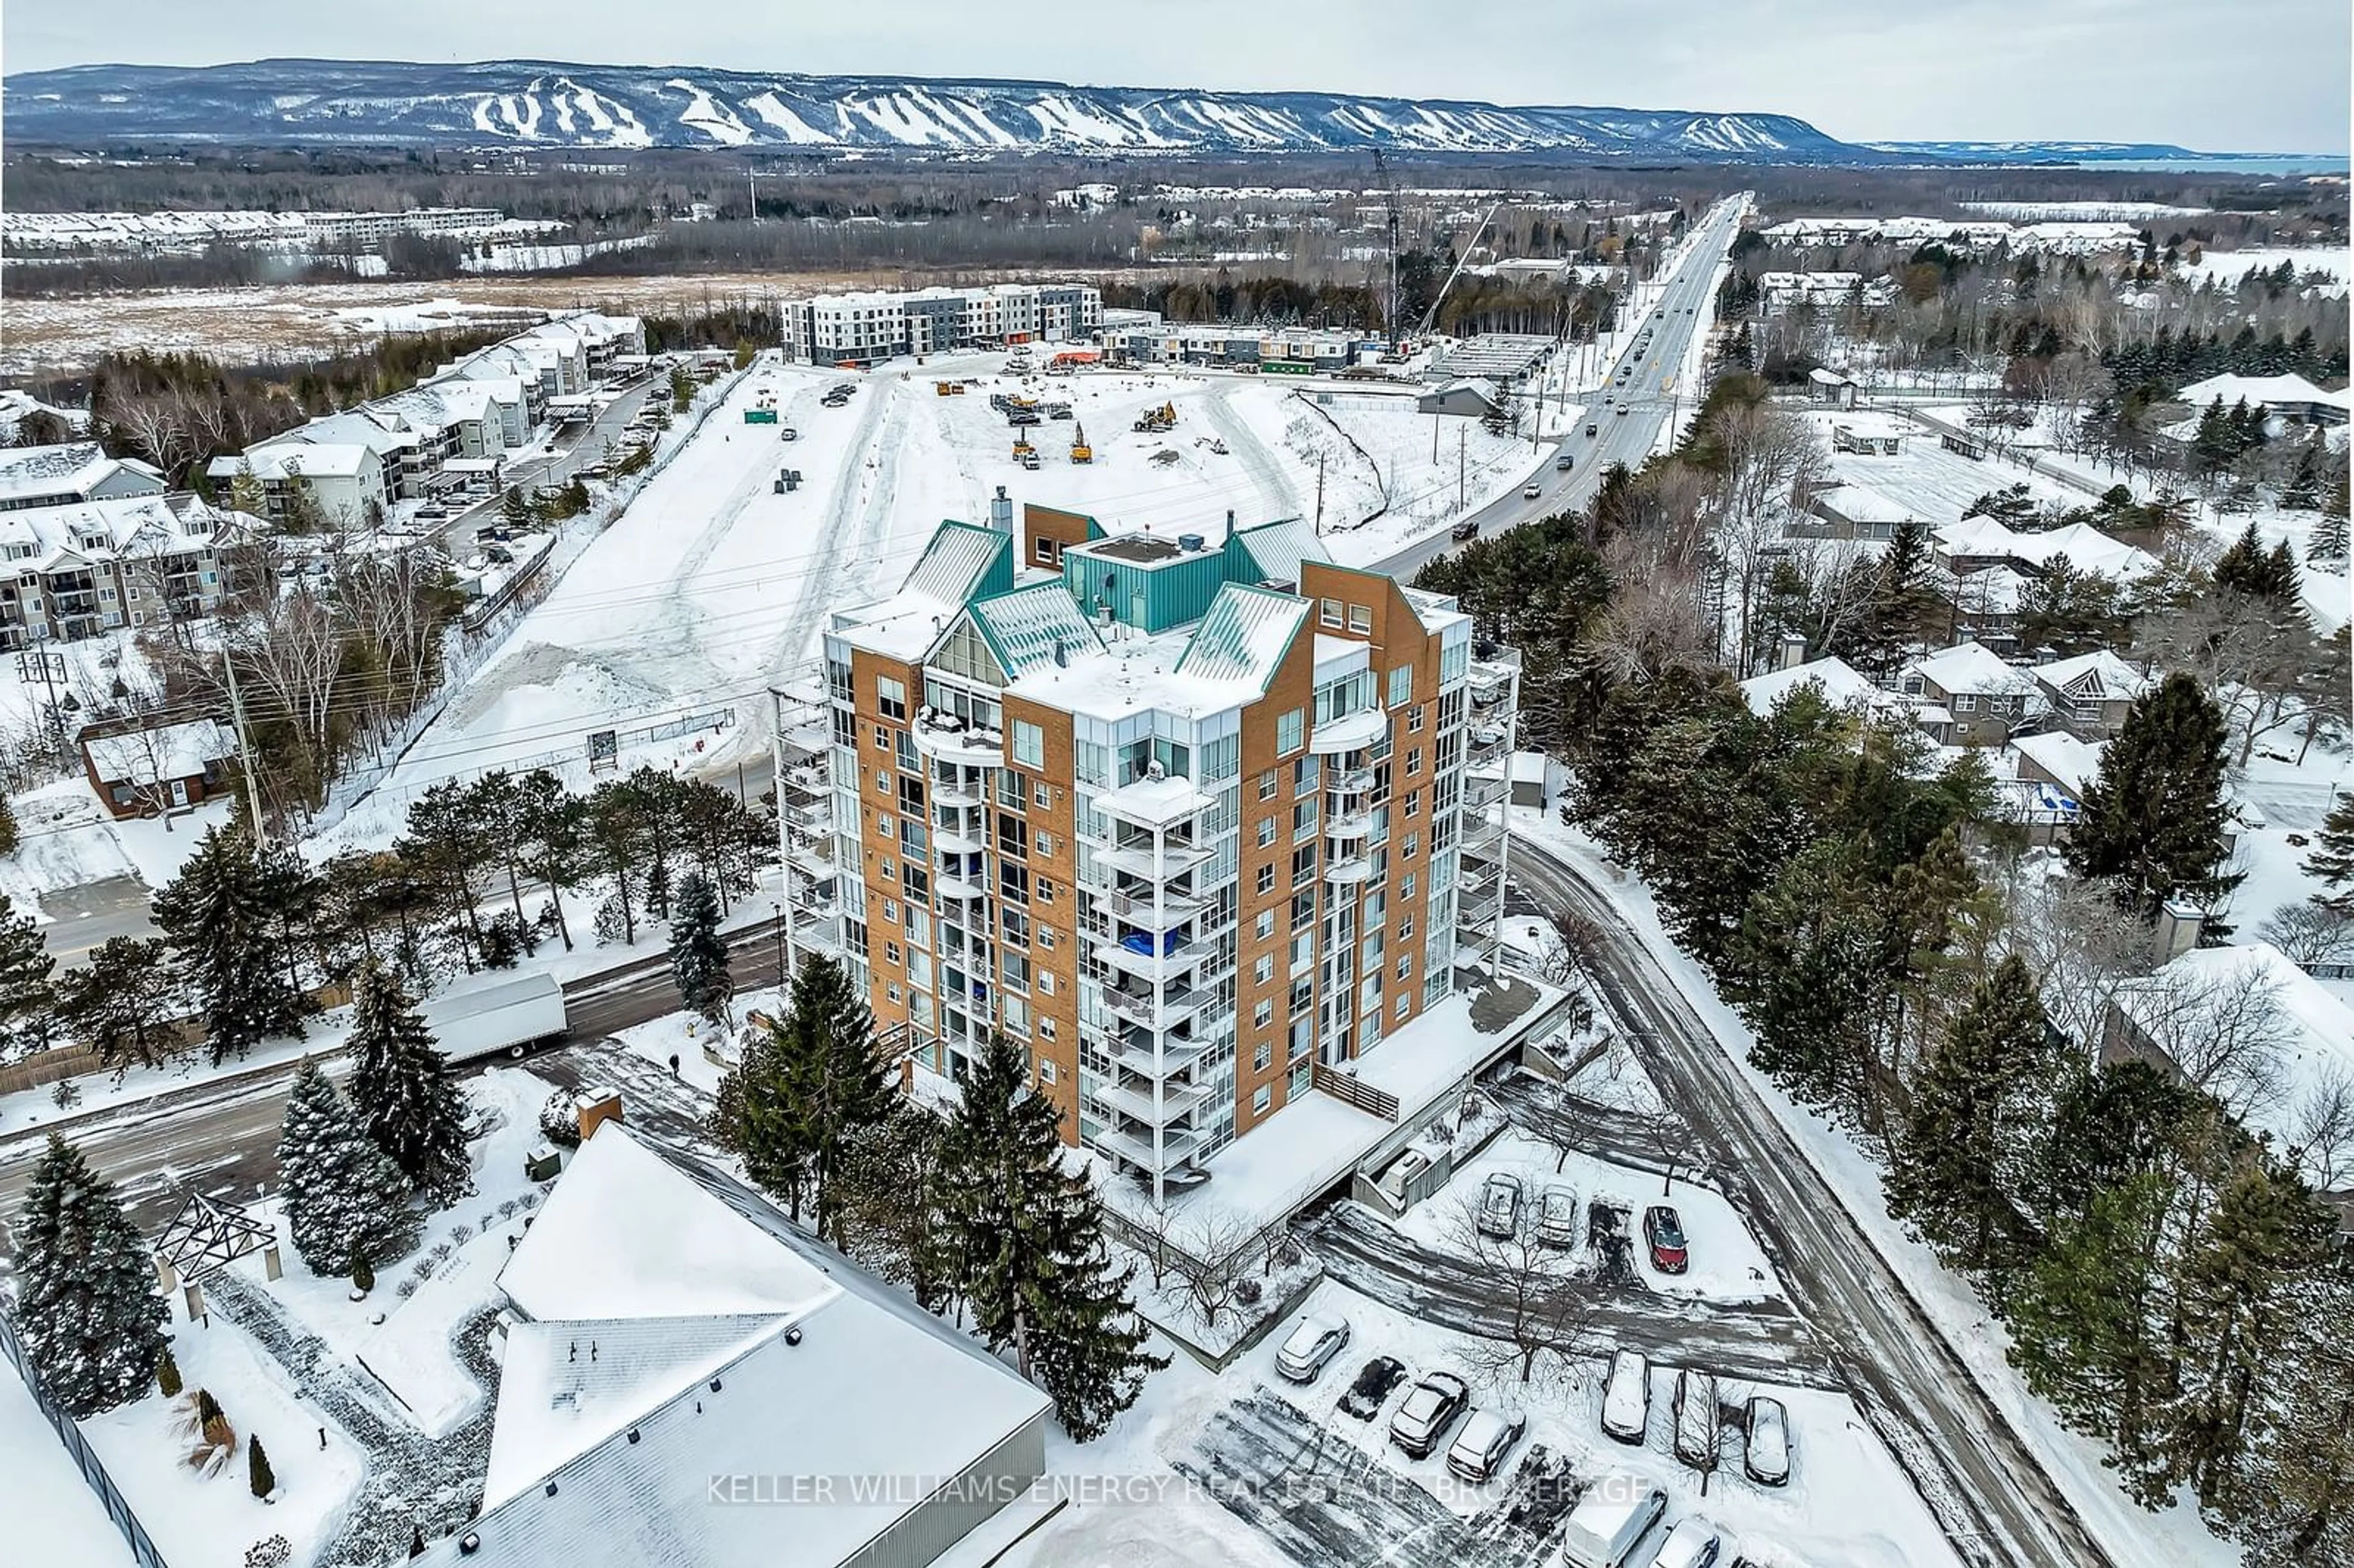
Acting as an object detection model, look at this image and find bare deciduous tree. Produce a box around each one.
[1445,1194,1602,1386]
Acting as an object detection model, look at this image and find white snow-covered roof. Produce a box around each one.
[0,441,118,504]
[2177,372,2350,413]
[2008,729,2105,796]
[1172,582,1311,690]
[1813,481,1914,524]
[82,718,235,783]
[1911,641,2035,698]
[1808,366,1857,386]
[442,1125,1052,1568]
[1508,750,1550,784]
[2031,650,2152,702]
[496,1125,838,1322]
[211,443,377,481]
[2017,522,2158,579]
[1738,655,1880,717]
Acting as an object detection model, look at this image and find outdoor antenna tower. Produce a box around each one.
[1370,147,1403,351]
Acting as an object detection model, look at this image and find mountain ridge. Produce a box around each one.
[1,56,1906,162]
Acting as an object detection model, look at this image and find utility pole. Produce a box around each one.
[746,166,758,224]
[1457,428,1466,509]
[221,647,265,844]
[17,649,69,769]
[1314,452,1325,533]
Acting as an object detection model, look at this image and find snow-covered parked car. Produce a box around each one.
[1476,1172,1524,1239]
[1602,1350,1649,1444]
[1743,1395,1790,1486]
[1273,1313,1350,1384]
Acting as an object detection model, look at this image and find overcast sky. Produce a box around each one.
[5,0,2347,152]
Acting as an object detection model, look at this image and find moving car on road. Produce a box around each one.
[1389,1371,1471,1458]
[1522,481,1544,500]
[1555,452,1575,471]
[1444,1406,1527,1483]
[1645,1205,1689,1273]
[1476,1171,1525,1238]
[1273,1313,1350,1384]
[1586,422,1599,436]
[1338,1356,1407,1420]
[1450,520,1480,542]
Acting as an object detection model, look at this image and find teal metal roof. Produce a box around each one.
[1224,516,1328,589]
[1173,583,1309,691]
[965,582,1105,679]
[902,521,1014,611]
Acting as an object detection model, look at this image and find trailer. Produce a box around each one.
[744,408,779,425]
[420,972,569,1064]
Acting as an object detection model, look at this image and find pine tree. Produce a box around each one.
[2212,521,2271,596]
[152,825,317,1064]
[0,891,55,1061]
[781,955,895,1243]
[2280,449,2323,511]
[53,937,181,1075]
[938,1033,1161,1441]
[2305,796,2354,915]
[2312,507,2350,565]
[276,1060,419,1274]
[10,1133,167,1417]
[2063,673,2240,918]
[346,966,473,1207]
[248,1436,276,1500]
[667,871,733,1030]
[2160,1161,2335,1514]
[0,791,17,855]
[157,1347,183,1398]
[2231,1264,2354,1561]
[1886,954,2055,1304]
[710,1019,804,1211]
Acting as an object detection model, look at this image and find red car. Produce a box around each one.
[1644,1205,1689,1274]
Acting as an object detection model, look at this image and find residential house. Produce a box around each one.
[416,1123,1053,1568]
[0,442,166,512]
[2003,729,2104,844]
[2028,650,2153,739]
[1829,414,1908,456]
[1796,479,1916,541]
[1807,367,1859,409]
[1416,379,1507,419]
[1903,642,2041,746]
[78,717,237,816]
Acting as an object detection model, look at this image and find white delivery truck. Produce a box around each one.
[418,972,569,1063]
[1558,1475,1667,1568]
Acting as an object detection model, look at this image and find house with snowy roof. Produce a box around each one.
[207,441,390,530]
[2173,371,2349,430]
[418,1122,1052,1568]
[0,441,166,512]
[1902,642,2043,747]
[2028,650,2153,739]
[78,716,238,817]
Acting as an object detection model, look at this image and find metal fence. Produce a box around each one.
[0,1309,173,1568]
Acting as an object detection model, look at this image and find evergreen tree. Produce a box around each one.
[2231,1263,2354,1561]
[1853,521,1936,680]
[1886,955,2055,1302]
[782,954,895,1241]
[152,825,317,1064]
[710,1018,803,1210]
[2280,449,2323,511]
[2304,795,2354,915]
[512,769,586,950]
[346,965,473,1207]
[938,1033,1161,1440]
[2312,506,2350,565]
[10,1134,167,1417]
[667,871,733,1030]
[2160,1161,2334,1513]
[2063,673,2240,918]
[53,937,181,1076]
[0,891,55,1061]
[832,1107,956,1314]
[2212,521,2272,596]
[276,1059,419,1274]
[156,1347,182,1398]
[0,791,17,855]
[248,1436,276,1500]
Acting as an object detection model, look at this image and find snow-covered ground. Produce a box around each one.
[0,1354,138,1568]
[2175,245,2350,289]
[0,780,227,927]
[1507,805,2243,1568]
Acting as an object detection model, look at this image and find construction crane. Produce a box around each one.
[1369,147,1404,352]
[1417,201,1503,341]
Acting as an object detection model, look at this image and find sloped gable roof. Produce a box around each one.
[1174,582,1310,690]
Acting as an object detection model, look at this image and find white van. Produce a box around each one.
[1558,1475,1667,1567]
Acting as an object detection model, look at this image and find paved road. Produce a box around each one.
[1370,199,1745,580]
[37,872,159,965]
[0,919,790,1241]
[1505,839,2112,1568]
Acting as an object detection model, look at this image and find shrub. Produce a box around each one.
[245,1536,292,1568]
[1236,1277,1264,1307]
[538,1088,583,1149]
[248,1436,275,1499]
[394,1279,420,1300]
[350,1246,375,1295]
[156,1348,183,1399]
[449,1224,474,1246]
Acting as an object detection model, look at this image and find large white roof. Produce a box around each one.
[1911,641,2036,697]
[1738,655,1881,717]
[2177,371,2350,412]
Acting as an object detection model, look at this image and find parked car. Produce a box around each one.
[1537,1184,1580,1247]
[1601,1350,1649,1443]
[1555,452,1575,471]
[1388,1371,1470,1458]
[1650,1517,1723,1568]
[1273,1313,1350,1384]
[1558,1475,1667,1567]
[1645,1205,1689,1273]
[1450,520,1480,542]
[1673,1369,1719,1468]
[1338,1355,1407,1420]
[1522,481,1544,500]
[1743,1395,1790,1486]
[1476,1172,1525,1238]
[1444,1406,1526,1483]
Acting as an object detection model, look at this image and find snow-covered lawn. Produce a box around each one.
[80,1316,366,1568]
[1508,805,2242,1568]
[0,1354,137,1568]
[1395,1130,1782,1306]
[2174,245,2350,289]
[0,778,226,923]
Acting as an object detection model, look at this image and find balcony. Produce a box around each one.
[1463,773,1508,811]
[777,764,831,803]
[911,709,1003,767]
[1327,765,1375,796]
[1326,809,1373,841]
[784,835,837,873]
[1325,845,1374,884]
[1097,771,1213,829]
[937,869,988,903]
[1107,886,1206,929]
[1466,724,1508,764]
[780,797,833,834]
[1092,1076,1214,1125]
[1092,929,1210,983]
[1097,837,1211,881]
[933,821,985,855]
[1091,1121,1206,1176]
[932,774,986,809]
[1309,707,1388,756]
[1100,978,1207,1027]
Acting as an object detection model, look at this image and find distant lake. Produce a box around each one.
[2073,155,2348,175]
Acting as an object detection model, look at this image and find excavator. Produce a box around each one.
[1011,433,1040,470]
[1132,400,1177,433]
[1070,421,1093,464]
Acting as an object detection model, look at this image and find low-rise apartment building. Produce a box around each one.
[778,495,1517,1202]
[0,490,249,648]
[787,284,1103,365]
[0,442,166,512]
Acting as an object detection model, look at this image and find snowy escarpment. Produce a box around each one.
[1,58,1903,162]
